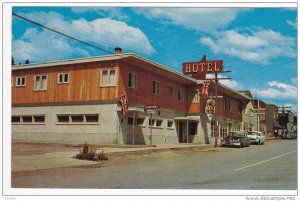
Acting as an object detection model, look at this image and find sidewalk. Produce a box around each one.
[11,142,214,172]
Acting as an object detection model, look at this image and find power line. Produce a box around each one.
[12,13,114,55]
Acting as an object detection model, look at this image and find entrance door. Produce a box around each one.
[177,121,186,143]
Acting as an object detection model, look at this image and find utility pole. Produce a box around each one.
[202,70,231,147]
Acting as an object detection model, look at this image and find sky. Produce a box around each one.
[11,5,298,112]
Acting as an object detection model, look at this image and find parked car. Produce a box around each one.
[221,131,252,148]
[285,132,297,139]
[247,131,266,145]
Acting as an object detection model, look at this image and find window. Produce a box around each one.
[153,81,160,96]
[71,115,84,123]
[149,119,155,126]
[167,86,173,94]
[211,121,215,137]
[128,73,138,89]
[16,76,26,87]
[167,120,174,128]
[190,90,199,103]
[22,116,32,123]
[86,115,99,123]
[100,69,116,86]
[11,115,45,124]
[12,116,20,123]
[188,122,198,135]
[34,75,47,90]
[156,120,163,127]
[178,89,184,101]
[229,100,234,111]
[57,114,99,124]
[128,117,145,125]
[224,98,228,110]
[34,115,45,123]
[57,115,70,123]
[137,118,145,125]
[58,73,69,84]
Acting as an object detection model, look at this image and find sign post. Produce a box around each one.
[144,105,159,146]
[183,55,231,147]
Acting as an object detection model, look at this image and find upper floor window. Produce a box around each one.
[153,80,160,96]
[58,73,69,84]
[178,89,184,101]
[190,90,199,103]
[128,72,138,89]
[167,86,173,95]
[100,69,116,87]
[34,75,47,91]
[16,76,26,87]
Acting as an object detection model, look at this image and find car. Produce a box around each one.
[221,131,252,148]
[285,132,297,139]
[247,131,266,145]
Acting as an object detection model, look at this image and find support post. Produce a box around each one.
[214,72,219,147]
[150,113,153,146]
[132,112,135,145]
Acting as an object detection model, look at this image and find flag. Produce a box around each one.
[202,81,210,96]
[118,95,128,115]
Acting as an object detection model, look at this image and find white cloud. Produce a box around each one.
[206,74,240,90]
[13,11,155,63]
[291,77,297,85]
[252,81,297,100]
[287,18,297,29]
[199,29,296,64]
[134,8,250,33]
[13,28,90,64]
[70,7,130,20]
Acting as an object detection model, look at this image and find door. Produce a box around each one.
[177,121,186,143]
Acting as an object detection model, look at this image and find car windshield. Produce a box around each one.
[229,132,244,137]
[248,132,263,136]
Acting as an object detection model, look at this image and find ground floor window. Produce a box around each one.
[11,115,45,124]
[220,124,228,138]
[128,117,145,125]
[188,121,198,135]
[56,114,99,124]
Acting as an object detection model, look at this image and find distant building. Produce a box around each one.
[265,104,279,135]
[252,99,267,134]
[239,91,258,131]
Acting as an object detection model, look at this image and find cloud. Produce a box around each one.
[287,18,297,29]
[206,74,240,90]
[13,11,155,63]
[13,28,90,63]
[252,81,297,100]
[199,29,296,64]
[134,8,250,33]
[70,7,130,20]
[291,77,297,85]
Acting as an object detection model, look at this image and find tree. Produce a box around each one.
[25,59,30,64]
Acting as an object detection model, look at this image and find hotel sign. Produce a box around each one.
[182,55,223,80]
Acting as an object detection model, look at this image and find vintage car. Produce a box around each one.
[247,131,266,145]
[221,131,252,148]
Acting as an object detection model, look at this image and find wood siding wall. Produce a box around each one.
[12,61,119,105]
[118,61,189,113]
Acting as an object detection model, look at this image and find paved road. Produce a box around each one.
[12,139,297,190]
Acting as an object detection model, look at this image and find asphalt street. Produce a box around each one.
[12,139,297,190]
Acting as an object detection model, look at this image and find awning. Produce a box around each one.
[174,117,200,121]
